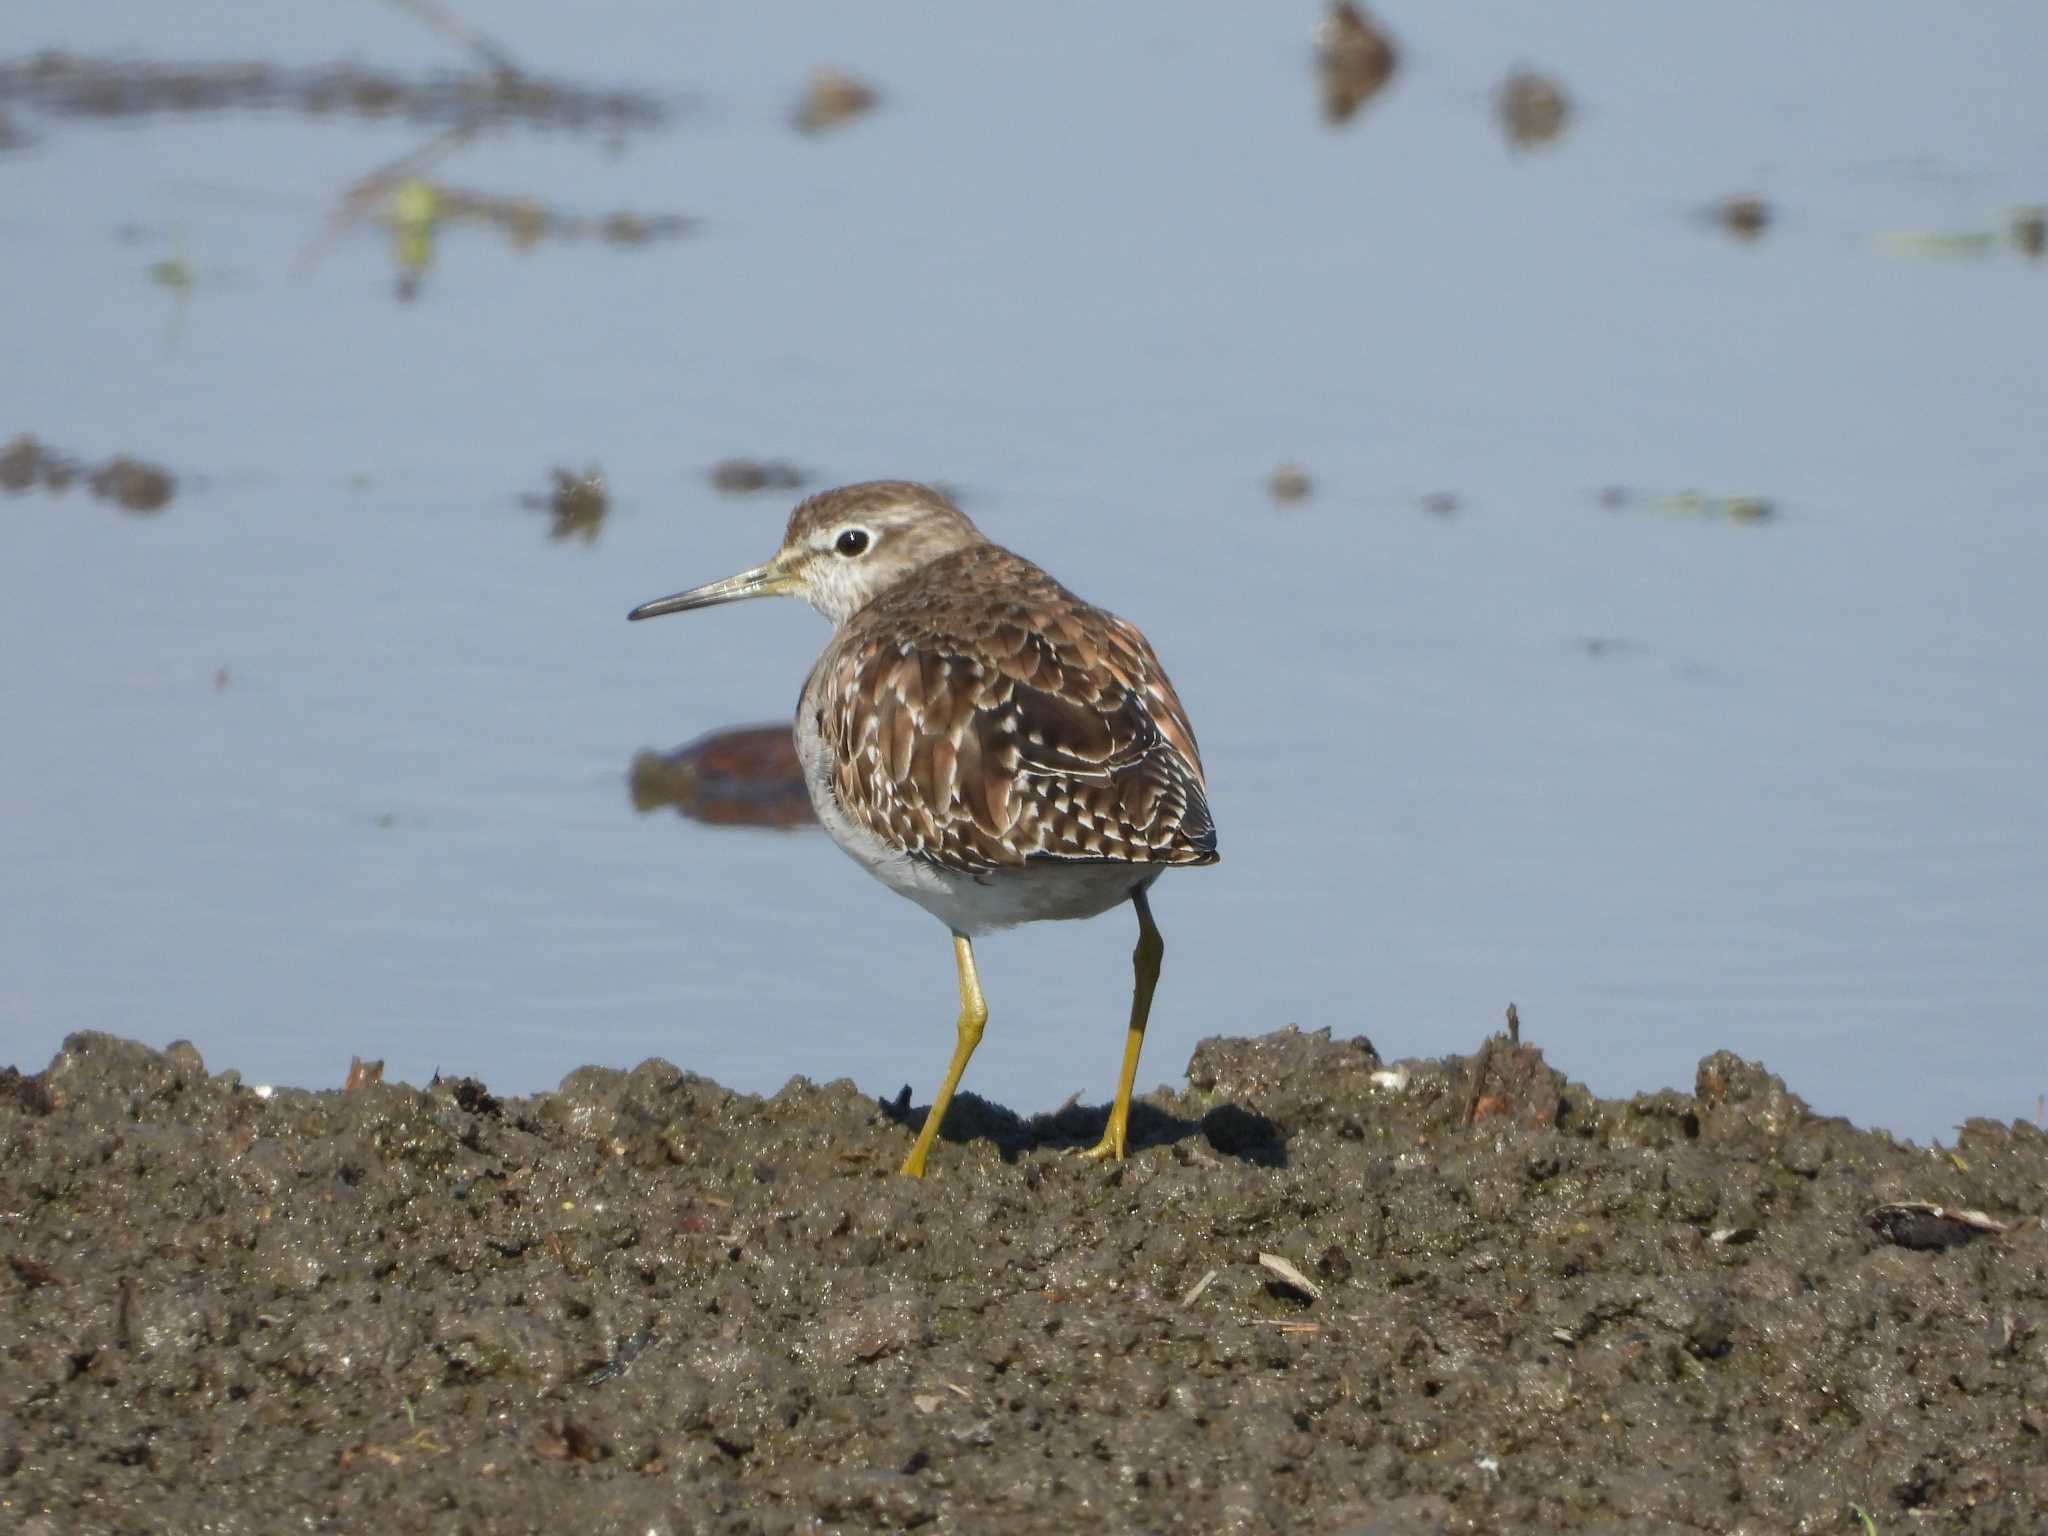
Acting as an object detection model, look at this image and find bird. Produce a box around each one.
[628,481,1218,1177]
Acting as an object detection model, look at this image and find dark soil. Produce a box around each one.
[3,1027,2045,1534]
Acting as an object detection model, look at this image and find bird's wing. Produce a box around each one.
[815,605,1217,873]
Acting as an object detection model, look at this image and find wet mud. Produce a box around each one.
[4,1027,2044,1533]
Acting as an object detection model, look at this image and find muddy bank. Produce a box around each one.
[1,1027,2043,1534]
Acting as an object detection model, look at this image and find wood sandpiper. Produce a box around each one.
[629,481,1219,1177]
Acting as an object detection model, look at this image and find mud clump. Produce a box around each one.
[794,69,879,135]
[1711,194,1773,242]
[3,1027,2045,1531]
[1497,68,1572,150]
[1266,463,1313,505]
[1316,2,1399,127]
[3,434,177,514]
[519,464,609,543]
[87,455,175,514]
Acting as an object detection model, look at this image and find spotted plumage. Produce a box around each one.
[628,479,1219,1177]
[808,537,1217,876]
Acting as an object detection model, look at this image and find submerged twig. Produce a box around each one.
[376,0,524,81]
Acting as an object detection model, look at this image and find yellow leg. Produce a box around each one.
[1081,888,1163,1162]
[899,932,988,1178]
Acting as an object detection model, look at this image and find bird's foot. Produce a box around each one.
[1073,1120,1128,1163]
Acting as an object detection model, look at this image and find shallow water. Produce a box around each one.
[4,2,2044,1142]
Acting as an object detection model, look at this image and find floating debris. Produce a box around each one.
[1316,3,1399,126]
[2,435,177,514]
[519,465,608,543]
[1880,229,2000,260]
[425,186,693,250]
[140,229,209,352]
[303,126,694,299]
[386,175,442,299]
[630,724,816,832]
[709,458,807,495]
[1710,195,1773,242]
[90,458,174,512]
[795,68,879,135]
[2010,206,2045,260]
[0,51,669,134]
[1574,637,1640,660]
[377,0,524,80]
[1880,202,2048,262]
[1265,464,1312,504]
[1652,492,1773,524]
[0,434,41,491]
[1600,487,1775,525]
[147,249,194,294]
[1497,68,1571,150]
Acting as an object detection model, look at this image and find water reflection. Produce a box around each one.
[629,723,816,833]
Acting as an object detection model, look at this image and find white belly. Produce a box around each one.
[794,702,1158,937]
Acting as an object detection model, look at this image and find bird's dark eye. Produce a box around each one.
[835,529,871,557]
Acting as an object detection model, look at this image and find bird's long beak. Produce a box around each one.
[627,560,800,621]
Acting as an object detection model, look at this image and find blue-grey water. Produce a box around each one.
[4,2,2044,1143]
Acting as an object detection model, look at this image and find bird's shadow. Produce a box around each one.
[878,1086,1288,1168]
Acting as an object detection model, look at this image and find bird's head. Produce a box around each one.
[628,480,982,628]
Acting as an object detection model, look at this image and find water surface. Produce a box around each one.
[4,2,2044,1141]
